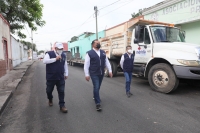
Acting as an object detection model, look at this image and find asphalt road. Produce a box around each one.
[0,61,200,133]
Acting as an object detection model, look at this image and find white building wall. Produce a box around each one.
[0,15,11,60]
[11,36,28,67]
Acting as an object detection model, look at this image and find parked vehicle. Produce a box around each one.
[101,19,200,93]
[68,18,200,93]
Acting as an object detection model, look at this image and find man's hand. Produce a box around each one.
[65,76,68,80]
[56,55,61,60]
[109,72,113,78]
[85,76,90,82]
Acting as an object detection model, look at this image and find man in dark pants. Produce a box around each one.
[120,45,134,97]
[84,39,112,111]
[43,42,68,113]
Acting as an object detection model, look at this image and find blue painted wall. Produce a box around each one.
[68,31,105,60]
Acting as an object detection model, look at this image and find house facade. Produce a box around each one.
[0,14,12,78]
[143,0,200,45]
[11,36,28,67]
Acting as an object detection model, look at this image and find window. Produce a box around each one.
[150,26,185,43]
[137,26,151,44]
[138,27,144,43]
[144,28,151,44]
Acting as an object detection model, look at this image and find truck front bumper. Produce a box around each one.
[173,65,200,79]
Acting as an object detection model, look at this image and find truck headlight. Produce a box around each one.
[177,59,200,66]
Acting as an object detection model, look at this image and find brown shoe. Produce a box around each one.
[60,106,68,113]
[49,100,53,106]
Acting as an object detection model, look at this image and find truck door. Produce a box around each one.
[133,26,152,63]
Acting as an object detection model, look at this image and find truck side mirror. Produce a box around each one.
[134,25,141,44]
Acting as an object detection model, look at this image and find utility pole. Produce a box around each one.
[31,29,33,60]
[94,6,98,39]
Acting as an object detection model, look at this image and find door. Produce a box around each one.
[133,26,152,63]
[3,40,8,70]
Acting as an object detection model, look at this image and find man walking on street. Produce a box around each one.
[43,42,68,113]
[120,46,134,98]
[84,39,112,111]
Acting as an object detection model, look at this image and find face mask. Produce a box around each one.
[57,50,63,55]
[128,49,133,54]
[96,43,101,49]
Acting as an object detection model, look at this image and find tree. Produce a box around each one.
[131,9,144,18]
[0,0,45,39]
[85,33,94,38]
[21,40,37,51]
[70,36,78,43]
[38,50,44,55]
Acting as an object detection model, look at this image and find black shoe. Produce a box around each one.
[49,100,53,106]
[126,93,131,98]
[60,106,68,113]
[96,104,102,111]
[129,92,133,95]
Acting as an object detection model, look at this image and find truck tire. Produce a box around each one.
[111,61,117,77]
[148,63,179,94]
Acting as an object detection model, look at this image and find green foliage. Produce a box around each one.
[70,36,78,43]
[0,0,45,39]
[131,9,143,18]
[38,50,44,55]
[84,33,94,38]
[21,40,37,51]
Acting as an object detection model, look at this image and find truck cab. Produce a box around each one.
[131,21,200,93]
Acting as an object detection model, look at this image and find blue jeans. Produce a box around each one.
[90,75,104,105]
[124,72,132,93]
[46,80,65,107]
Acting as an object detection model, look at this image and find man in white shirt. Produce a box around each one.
[43,43,68,113]
[120,45,134,97]
[84,39,112,111]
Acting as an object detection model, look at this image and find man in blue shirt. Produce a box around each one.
[120,46,134,97]
[43,43,68,113]
[84,39,112,111]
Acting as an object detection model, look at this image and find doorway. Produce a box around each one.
[3,40,8,70]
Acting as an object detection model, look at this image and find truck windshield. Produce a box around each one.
[150,26,185,43]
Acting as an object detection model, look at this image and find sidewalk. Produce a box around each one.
[0,60,35,115]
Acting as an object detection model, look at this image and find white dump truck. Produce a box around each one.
[101,19,200,93]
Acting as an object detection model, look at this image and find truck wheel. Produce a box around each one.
[148,63,179,93]
[111,61,117,77]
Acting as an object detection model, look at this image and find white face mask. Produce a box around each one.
[57,50,63,55]
[127,49,133,54]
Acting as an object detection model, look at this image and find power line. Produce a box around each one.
[66,0,134,40]
[99,0,121,10]
[64,13,94,40]
[85,0,94,6]
[99,0,134,17]
[38,1,133,35]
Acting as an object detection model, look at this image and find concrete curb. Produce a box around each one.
[0,61,35,116]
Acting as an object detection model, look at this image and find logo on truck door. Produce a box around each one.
[136,46,146,56]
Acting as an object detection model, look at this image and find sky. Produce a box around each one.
[22,0,163,51]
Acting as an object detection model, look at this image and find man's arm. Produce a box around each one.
[64,61,68,77]
[105,58,112,73]
[84,53,90,77]
[120,55,124,70]
[43,53,56,64]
